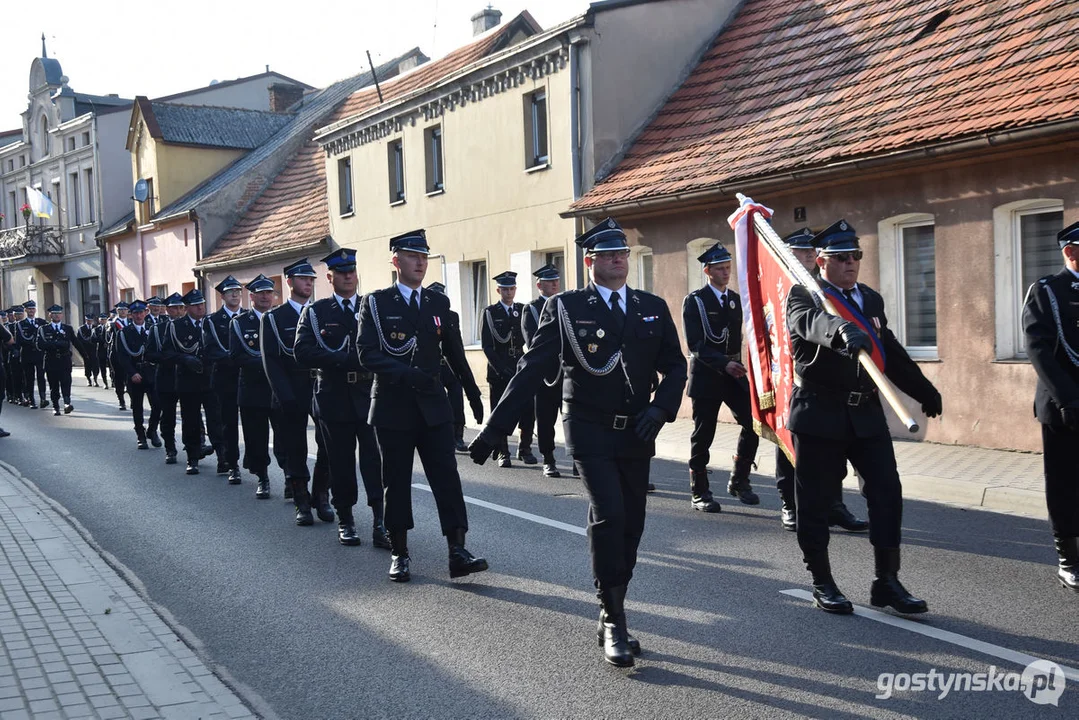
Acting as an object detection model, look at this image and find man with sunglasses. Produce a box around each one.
[786,220,942,616]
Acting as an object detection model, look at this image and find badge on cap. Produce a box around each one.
[839,221,848,231]
[607,219,617,229]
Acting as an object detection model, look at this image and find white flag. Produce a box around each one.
[25,186,54,219]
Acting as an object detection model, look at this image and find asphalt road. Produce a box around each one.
[2,383,1076,719]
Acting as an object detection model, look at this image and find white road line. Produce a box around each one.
[412,483,587,536]
[780,589,1079,682]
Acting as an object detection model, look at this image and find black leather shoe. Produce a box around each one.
[87,379,93,387]
[870,547,928,614]
[63,404,73,414]
[781,504,797,532]
[165,451,177,465]
[295,506,314,526]
[598,586,634,667]
[201,445,215,459]
[727,480,760,505]
[454,438,469,452]
[0,429,10,438]
[692,492,722,513]
[516,448,538,465]
[372,523,392,550]
[283,483,293,500]
[1055,537,1079,592]
[315,499,335,523]
[40,400,51,409]
[53,409,61,416]
[572,464,579,477]
[447,529,488,578]
[118,403,127,411]
[389,554,411,582]
[338,522,362,546]
[597,609,641,655]
[185,461,199,475]
[646,482,656,493]
[812,582,854,614]
[227,468,242,485]
[216,460,228,474]
[147,429,162,448]
[497,453,512,468]
[136,440,149,450]
[829,503,869,532]
[255,477,271,499]
[542,453,560,478]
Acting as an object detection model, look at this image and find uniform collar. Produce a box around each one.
[708,283,727,304]
[333,292,358,310]
[594,283,628,305]
[397,282,421,306]
[499,301,513,313]
[287,298,306,314]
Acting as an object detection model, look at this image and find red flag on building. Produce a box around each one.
[728,198,795,461]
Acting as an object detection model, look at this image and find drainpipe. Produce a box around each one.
[192,212,206,297]
[569,35,588,290]
[91,114,109,309]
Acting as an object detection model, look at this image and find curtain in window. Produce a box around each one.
[901,225,936,347]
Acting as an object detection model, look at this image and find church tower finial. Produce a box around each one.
[41,33,47,58]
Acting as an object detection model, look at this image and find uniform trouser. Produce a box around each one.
[1042,423,1079,538]
[45,360,72,407]
[127,380,154,440]
[312,419,330,500]
[146,384,161,434]
[489,375,535,445]
[0,366,4,417]
[23,359,45,402]
[214,384,240,468]
[576,452,651,590]
[441,363,465,426]
[317,417,382,520]
[158,391,178,451]
[97,350,109,385]
[4,359,13,399]
[82,352,99,381]
[534,380,561,455]
[792,431,901,562]
[239,405,272,475]
[776,447,795,497]
[8,359,22,400]
[688,390,760,473]
[376,420,467,535]
[179,391,223,463]
[111,358,126,403]
[276,405,312,481]
[269,409,287,470]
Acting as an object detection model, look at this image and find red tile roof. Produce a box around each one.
[203,13,540,266]
[571,0,1079,213]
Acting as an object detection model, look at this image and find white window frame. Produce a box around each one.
[878,214,936,358]
[460,259,488,346]
[425,125,444,194]
[992,199,1063,360]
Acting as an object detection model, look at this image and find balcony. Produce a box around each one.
[0,225,65,264]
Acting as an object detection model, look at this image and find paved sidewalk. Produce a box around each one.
[470,411,1048,520]
[0,463,258,720]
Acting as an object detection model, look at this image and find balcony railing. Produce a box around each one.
[0,225,65,261]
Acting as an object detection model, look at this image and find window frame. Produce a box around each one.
[388,139,405,205]
[894,218,937,358]
[69,171,81,226]
[464,259,488,345]
[524,90,549,169]
[424,125,444,194]
[337,156,354,216]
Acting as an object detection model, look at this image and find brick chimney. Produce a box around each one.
[268,83,305,112]
[471,5,502,36]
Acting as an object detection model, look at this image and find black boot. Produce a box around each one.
[1055,537,1079,591]
[498,438,512,468]
[453,423,468,453]
[147,427,162,447]
[389,530,410,582]
[292,480,313,526]
[313,491,335,523]
[779,487,797,532]
[542,452,561,478]
[829,502,869,532]
[255,473,271,499]
[63,402,73,414]
[516,437,538,465]
[597,608,641,655]
[283,482,293,500]
[690,468,721,513]
[447,528,488,578]
[597,585,634,667]
[185,458,200,475]
[227,467,242,485]
[337,514,361,546]
[806,552,853,614]
[870,547,928,614]
[136,427,148,450]
[371,504,392,550]
[727,455,760,505]
[165,447,178,465]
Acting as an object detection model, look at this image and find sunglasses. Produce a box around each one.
[827,251,863,262]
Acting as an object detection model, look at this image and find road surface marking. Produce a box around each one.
[413,483,586,536]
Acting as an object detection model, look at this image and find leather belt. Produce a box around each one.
[795,377,878,407]
[564,404,635,430]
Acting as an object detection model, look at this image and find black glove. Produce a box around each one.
[469,394,485,425]
[838,323,872,357]
[468,432,498,465]
[921,390,943,418]
[1061,405,1079,431]
[634,406,668,443]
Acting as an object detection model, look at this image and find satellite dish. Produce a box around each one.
[133,178,148,203]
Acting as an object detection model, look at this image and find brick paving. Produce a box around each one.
[0,465,256,720]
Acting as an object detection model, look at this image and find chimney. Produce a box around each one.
[471,5,502,36]
[268,83,305,112]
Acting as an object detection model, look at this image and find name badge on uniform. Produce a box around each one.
[642,315,658,323]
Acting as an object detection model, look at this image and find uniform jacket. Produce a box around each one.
[75,323,96,363]
[261,301,314,413]
[166,316,211,393]
[481,301,526,382]
[682,285,745,400]
[16,317,45,360]
[36,323,75,367]
[294,296,371,423]
[228,310,272,408]
[487,283,687,457]
[114,323,154,385]
[203,307,242,392]
[357,285,482,430]
[145,319,177,393]
[1023,268,1079,428]
[91,323,110,360]
[786,281,939,441]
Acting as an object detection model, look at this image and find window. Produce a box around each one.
[151,284,168,300]
[337,157,353,215]
[79,277,100,318]
[387,140,405,204]
[544,251,565,286]
[465,260,488,344]
[69,172,81,226]
[50,181,59,226]
[6,159,11,172]
[993,200,1064,359]
[6,192,14,226]
[181,281,195,297]
[633,247,654,293]
[146,178,155,218]
[120,288,135,303]
[41,116,49,156]
[524,90,548,169]
[85,169,95,223]
[67,137,76,152]
[19,156,26,168]
[425,125,444,193]
[897,221,937,352]
[82,131,90,147]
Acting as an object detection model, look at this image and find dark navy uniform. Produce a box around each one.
[1022,220,1079,591]
[167,290,223,474]
[786,220,940,615]
[357,230,487,583]
[36,307,75,415]
[75,315,100,386]
[0,321,10,435]
[230,277,276,497]
[15,303,46,407]
[114,303,156,445]
[294,249,384,547]
[146,294,183,461]
[472,219,686,668]
[204,277,244,476]
[481,273,536,466]
[521,264,565,477]
[426,283,468,451]
[107,306,129,409]
[0,313,9,406]
[7,310,26,405]
[683,243,759,511]
[92,316,111,389]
